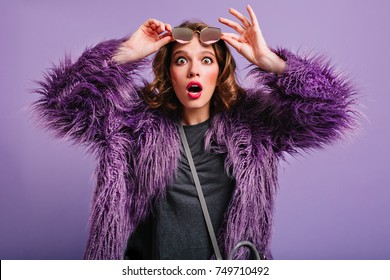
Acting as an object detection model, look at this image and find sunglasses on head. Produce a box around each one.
[172,27,221,45]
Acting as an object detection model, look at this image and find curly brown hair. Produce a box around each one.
[141,20,245,115]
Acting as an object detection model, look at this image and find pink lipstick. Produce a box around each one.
[186,81,203,99]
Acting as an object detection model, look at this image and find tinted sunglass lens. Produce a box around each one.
[200,27,221,44]
[172,28,193,43]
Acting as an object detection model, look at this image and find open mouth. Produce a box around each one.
[186,81,203,99]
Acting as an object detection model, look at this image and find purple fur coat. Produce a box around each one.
[33,39,358,260]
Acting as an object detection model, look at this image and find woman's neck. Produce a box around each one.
[181,107,210,126]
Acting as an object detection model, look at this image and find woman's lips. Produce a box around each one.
[186,81,203,99]
[187,91,202,99]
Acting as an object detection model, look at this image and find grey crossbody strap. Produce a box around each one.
[178,123,223,260]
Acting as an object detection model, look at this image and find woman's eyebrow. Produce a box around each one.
[172,50,216,57]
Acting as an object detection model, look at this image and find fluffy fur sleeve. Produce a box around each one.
[32,38,146,150]
[245,48,360,155]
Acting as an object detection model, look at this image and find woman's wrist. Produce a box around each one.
[113,41,139,63]
[256,50,287,74]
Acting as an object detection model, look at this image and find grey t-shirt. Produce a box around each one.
[155,119,235,259]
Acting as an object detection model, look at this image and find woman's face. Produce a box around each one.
[170,35,219,118]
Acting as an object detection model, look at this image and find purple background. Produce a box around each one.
[0,0,388,260]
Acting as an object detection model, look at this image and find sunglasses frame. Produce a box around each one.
[172,26,221,45]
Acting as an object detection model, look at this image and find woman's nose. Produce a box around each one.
[187,62,200,78]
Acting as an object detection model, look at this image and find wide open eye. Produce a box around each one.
[175,57,187,65]
[202,57,213,64]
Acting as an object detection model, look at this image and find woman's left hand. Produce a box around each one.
[219,5,286,74]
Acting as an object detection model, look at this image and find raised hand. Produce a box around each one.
[219,5,286,74]
[114,19,174,63]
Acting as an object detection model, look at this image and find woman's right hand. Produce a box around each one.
[114,19,174,63]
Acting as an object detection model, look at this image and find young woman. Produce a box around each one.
[33,5,358,259]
